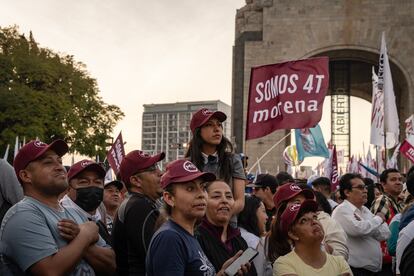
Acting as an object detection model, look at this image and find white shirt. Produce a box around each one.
[317,211,349,261]
[239,227,260,249]
[60,194,102,222]
[328,198,338,209]
[396,219,414,274]
[332,199,390,272]
[240,228,272,276]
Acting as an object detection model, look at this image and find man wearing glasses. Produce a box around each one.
[332,173,390,276]
[112,150,165,276]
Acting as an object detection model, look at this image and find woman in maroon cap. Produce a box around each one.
[145,159,249,276]
[185,108,247,217]
[267,183,349,264]
[273,200,351,276]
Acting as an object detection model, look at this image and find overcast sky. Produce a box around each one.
[0,0,245,154]
[1,0,374,168]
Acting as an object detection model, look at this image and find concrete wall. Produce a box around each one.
[232,0,414,174]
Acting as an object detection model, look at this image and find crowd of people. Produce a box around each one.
[0,107,414,276]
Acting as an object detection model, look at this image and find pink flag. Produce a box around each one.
[330,145,339,191]
[400,140,414,164]
[106,132,125,175]
[246,57,329,140]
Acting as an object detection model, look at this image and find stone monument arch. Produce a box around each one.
[232,0,414,174]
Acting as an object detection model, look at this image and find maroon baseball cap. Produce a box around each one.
[273,182,314,209]
[13,139,69,182]
[280,200,319,236]
[120,150,165,185]
[161,159,216,189]
[67,159,106,181]
[190,108,227,134]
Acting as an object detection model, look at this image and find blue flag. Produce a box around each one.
[295,124,329,161]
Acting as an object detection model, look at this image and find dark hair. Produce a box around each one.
[163,184,175,216]
[339,173,363,200]
[375,182,384,193]
[364,178,376,209]
[267,201,291,263]
[314,191,332,215]
[312,177,332,193]
[406,173,414,197]
[407,166,414,178]
[380,168,400,183]
[275,171,294,186]
[185,128,234,183]
[238,196,262,237]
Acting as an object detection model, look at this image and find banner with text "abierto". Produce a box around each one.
[246,57,329,140]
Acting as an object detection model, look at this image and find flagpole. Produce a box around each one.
[247,131,292,174]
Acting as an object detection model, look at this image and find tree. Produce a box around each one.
[0,26,124,161]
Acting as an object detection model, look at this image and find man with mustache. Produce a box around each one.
[0,140,115,275]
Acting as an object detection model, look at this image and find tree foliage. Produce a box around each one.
[0,26,124,160]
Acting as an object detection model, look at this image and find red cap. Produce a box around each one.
[280,200,319,236]
[120,150,165,185]
[190,108,227,134]
[67,159,106,181]
[273,182,314,209]
[161,159,216,189]
[13,140,68,183]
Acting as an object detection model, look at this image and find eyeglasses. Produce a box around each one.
[352,184,368,190]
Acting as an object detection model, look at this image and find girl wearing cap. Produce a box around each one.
[146,160,249,276]
[273,200,351,276]
[186,108,247,216]
[196,181,257,275]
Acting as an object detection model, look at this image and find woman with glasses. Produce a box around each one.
[146,160,250,276]
[273,200,352,276]
[185,108,247,217]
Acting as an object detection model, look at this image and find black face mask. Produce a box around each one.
[75,186,103,212]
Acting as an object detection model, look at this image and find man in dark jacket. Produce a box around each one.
[112,150,164,276]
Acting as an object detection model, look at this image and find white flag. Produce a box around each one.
[3,144,10,160]
[379,32,399,149]
[104,169,114,184]
[370,66,384,146]
[14,136,19,159]
[387,143,400,169]
[405,114,414,145]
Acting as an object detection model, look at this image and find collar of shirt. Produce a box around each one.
[60,194,102,222]
[343,199,361,214]
[202,151,218,165]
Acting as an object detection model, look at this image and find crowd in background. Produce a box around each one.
[0,107,414,276]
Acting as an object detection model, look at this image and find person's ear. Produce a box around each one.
[163,191,175,208]
[288,230,299,241]
[19,169,32,184]
[130,175,142,188]
[344,188,352,198]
